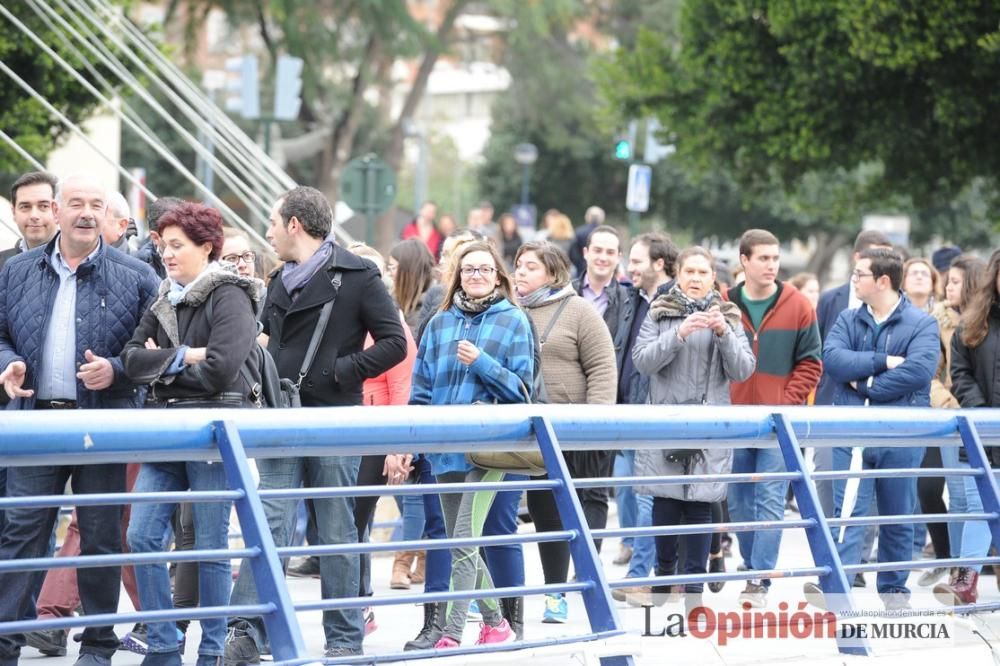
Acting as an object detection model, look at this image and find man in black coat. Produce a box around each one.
[225,186,406,663]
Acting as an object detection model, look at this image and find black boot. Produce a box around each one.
[404,601,446,651]
[501,597,524,641]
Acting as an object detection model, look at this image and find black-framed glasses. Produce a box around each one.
[460,266,497,277]
[851,270,874,281]
[223,251,256,264]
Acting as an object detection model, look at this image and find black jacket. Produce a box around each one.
[262,245,407,406]
[951,307,1000,409]
[122,268,263,405]
[572,276,636,378]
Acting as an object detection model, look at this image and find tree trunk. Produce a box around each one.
[317,34,382,206]
[805,229,850,287]
[375,0,470,253]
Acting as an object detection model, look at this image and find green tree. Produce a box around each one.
[600,1,1000,202]
[0,1,111,179]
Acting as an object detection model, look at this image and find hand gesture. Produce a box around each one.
[383,454,415,485]
[706,307,728,336]
[0,361,33,399]
[678,312,709,341]
[887,355,905,369]
[77,350,114,390]
[144,338,161,350]
[457,340,480,366]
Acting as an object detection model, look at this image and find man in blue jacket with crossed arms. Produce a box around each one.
[805,247,939,610]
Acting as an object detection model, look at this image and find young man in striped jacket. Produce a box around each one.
[724,229,823,608]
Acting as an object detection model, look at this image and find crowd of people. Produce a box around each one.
[0,171,998,666]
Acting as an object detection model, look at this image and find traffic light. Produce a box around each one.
[614,119,638,161]
[614,138,632,160]
[224,55,260,119]
[273,55,304,121]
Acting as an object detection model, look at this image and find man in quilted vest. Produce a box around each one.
[0,174,159,666]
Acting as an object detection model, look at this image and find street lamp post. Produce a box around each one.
[514,142,538,206]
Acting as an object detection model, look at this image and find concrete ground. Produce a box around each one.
[16,502,1000,666]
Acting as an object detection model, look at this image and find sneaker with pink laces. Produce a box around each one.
[433,636,460,649]
[475,618,514,645]
[363,607,377,636]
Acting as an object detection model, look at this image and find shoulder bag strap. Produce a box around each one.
[699,335,717,405]
[296,270,343,389]
[539,297,572,346]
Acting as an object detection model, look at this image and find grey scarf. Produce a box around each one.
[518,284,575,309]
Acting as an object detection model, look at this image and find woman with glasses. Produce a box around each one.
[410,241,534,649]
[902,257,940,314]
[221,227,257,279]
[512,240,617,624]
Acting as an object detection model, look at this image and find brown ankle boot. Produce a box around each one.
[934,567,978,606]
[410,550,426,584]
[391,551,414,589]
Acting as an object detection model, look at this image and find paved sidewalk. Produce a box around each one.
[15,510,1000,666]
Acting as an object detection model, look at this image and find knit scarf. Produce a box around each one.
[453,289,505,314]
[518,284,575,309]
[281,237,335,296]
[649,284,743,331]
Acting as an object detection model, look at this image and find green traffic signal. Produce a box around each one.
[615,139,632,160]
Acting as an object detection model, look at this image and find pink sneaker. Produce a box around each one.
[363,607,377,636]
[475,618,514,645]
[434,636,460,649]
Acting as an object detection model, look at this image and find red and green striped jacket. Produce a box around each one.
[723,281,823,405]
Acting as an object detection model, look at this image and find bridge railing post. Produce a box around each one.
[530,415,634,666]
[213,419,308,663]
[772,412,871,656]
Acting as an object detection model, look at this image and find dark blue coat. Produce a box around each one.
[814,282,851,405]
[822,293,940,407]
[0,236,159,410]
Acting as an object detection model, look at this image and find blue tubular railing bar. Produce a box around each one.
[5,406,1000,662]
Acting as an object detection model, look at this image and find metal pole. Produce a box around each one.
[364,158,377,246]
[520,164,530,206]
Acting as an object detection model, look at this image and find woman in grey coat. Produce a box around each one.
[631,246,756,610]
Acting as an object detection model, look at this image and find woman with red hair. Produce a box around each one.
[123,202,264,666]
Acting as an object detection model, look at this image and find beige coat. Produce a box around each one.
[523,293,617,404]
[931,301,961,409]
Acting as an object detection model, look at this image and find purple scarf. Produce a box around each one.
[281,238,335,297]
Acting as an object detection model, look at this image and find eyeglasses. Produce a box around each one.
[851,270,874,281]
[460,266,497,277]
[223,251,256,265]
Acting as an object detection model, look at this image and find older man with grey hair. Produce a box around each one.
[0,174,159,666]
[102,191,132,251]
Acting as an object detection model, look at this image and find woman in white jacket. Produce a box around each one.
[631,246,756,612]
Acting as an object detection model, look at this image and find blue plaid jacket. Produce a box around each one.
[411,297,534,475]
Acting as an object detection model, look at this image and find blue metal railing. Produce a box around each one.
[3,405,1000,663]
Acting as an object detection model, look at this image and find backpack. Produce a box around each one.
[205,294,299,409]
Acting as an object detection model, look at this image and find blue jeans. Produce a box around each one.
[0,464,126,661]
[728,447,788,585]
[955,459,992,572]
[394,494,427,542]
[940,446,968,557]
[831,445,924,594]
[626,493,655,578]
[613,452,637,547]
[614,450,655,578]
[229,456,362,651]
[0,466,6,536]
[416,457,451,594]
[481,475,525,589]
[127,462,232,656]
